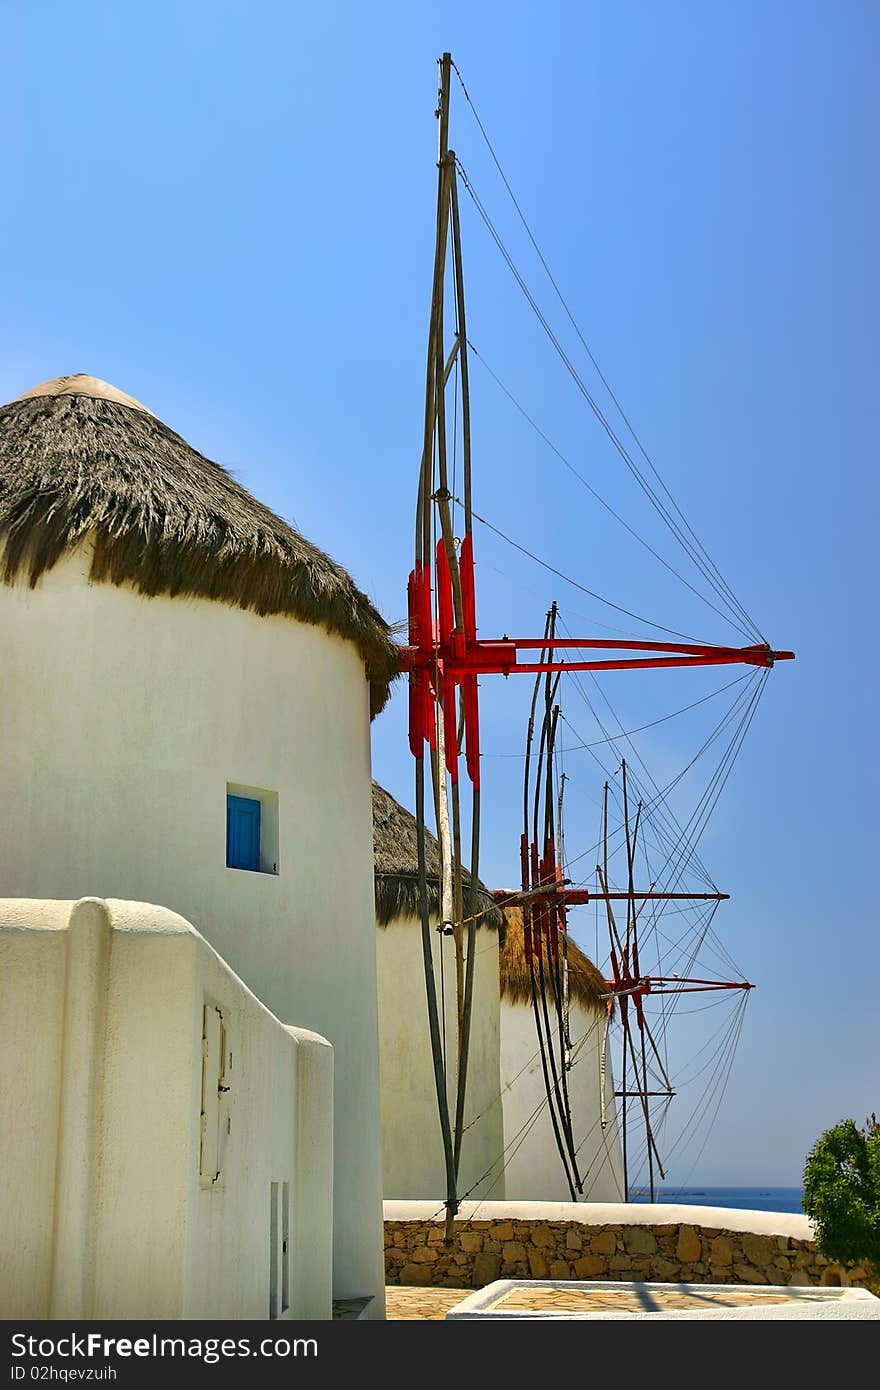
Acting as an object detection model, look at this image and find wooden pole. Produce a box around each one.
[414,51,459,1242]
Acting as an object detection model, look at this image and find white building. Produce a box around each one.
[0,896,334,1320]
[372,782,507,1201]
[0,374,398,1316]
[499,908,625,1202]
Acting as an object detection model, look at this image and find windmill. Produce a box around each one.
[400,53,793,1235]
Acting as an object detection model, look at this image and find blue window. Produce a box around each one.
[226,794,261,871]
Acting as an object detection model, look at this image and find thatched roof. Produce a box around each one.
[372,781,505,932]
[499,907,609,1014]
[0,375,399,716]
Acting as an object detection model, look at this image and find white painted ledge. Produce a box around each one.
[446,1279,880,1321]
[383,1199,815,1242]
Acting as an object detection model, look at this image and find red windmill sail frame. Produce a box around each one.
[402,532,794,785]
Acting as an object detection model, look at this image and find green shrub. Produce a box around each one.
[802,1115,880,1269]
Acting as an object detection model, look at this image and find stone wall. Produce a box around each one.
[383,1200,860,1290]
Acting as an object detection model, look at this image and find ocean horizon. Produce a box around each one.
[627,1186,805,1215]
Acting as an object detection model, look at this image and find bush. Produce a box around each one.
[802,1115,880,1270]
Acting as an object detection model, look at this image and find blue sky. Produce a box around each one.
[2,1,876,1187]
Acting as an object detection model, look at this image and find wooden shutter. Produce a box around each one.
[226,795,261,870]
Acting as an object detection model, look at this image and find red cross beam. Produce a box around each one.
[401,536,794,788]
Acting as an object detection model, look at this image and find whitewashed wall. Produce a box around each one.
[0,549,385,1313]
[500,1001,625,1202]
[0,897,333,1320]
[376,918,505,1201]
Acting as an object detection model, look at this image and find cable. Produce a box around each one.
[450,59,766,644]
[469,341,762,638]
[459,498,713,643]
[482,669,752,759]
[456,163,763,645]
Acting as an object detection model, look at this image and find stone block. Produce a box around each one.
[459,1232,483,1254]
[609,1255,631,1272]
[473,1253,501,1286]
[709,1236,733,1268]
[502,1242,527,1263]
[399,1264,428,1286]
[574,1255,607,1278]
[549,1260,571,1279]
[741,1232,776,1267]
[565,1228,584,1251]
[624,1226,657,1256]
[650,1257,679,1280]
[492,1222,515,1242]
[528,1249,549,1279]
[411,1246,438,1263]
[676,1226,702,1263]
[591,1230,617,1256]
[532,1226,554,1248]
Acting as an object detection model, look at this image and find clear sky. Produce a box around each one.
[2,1,876,1187]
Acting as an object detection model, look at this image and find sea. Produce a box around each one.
[628,1186,804,1215]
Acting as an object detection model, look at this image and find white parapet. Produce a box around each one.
[0,897,333,1321]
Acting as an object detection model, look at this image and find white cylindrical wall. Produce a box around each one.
[376,918,505,1201]
[0,549,385,1311]
[500,1001,625,1202]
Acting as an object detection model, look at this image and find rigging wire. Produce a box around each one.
[456,496,713,643]
[558,612,731,889]
[449,58,766,645]
[616,991,748,1193]
[557,681,743,891]
[457,1017,610,1210]
[462,1009,604,1139]
[478,555,680,642]
[482,670,752,758]
[672,1000,750,1087]
[558,671,751,752]
[642,671,770,905]
[569,665,766,894]
[557,664,720,888]
[468,340,761,639]
[549,657,757,1180]
[657,992,750,1180]
[645,992,747,1159]
[582,682,724,892]
[455,162,762,645]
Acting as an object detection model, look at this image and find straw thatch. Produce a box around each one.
[372,780,505,932]
[499,906,609,1014]
[0,376,399,716]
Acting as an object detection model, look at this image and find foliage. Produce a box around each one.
[802,1115,880,1269]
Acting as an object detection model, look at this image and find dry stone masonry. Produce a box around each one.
[384,1207,851,1290]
